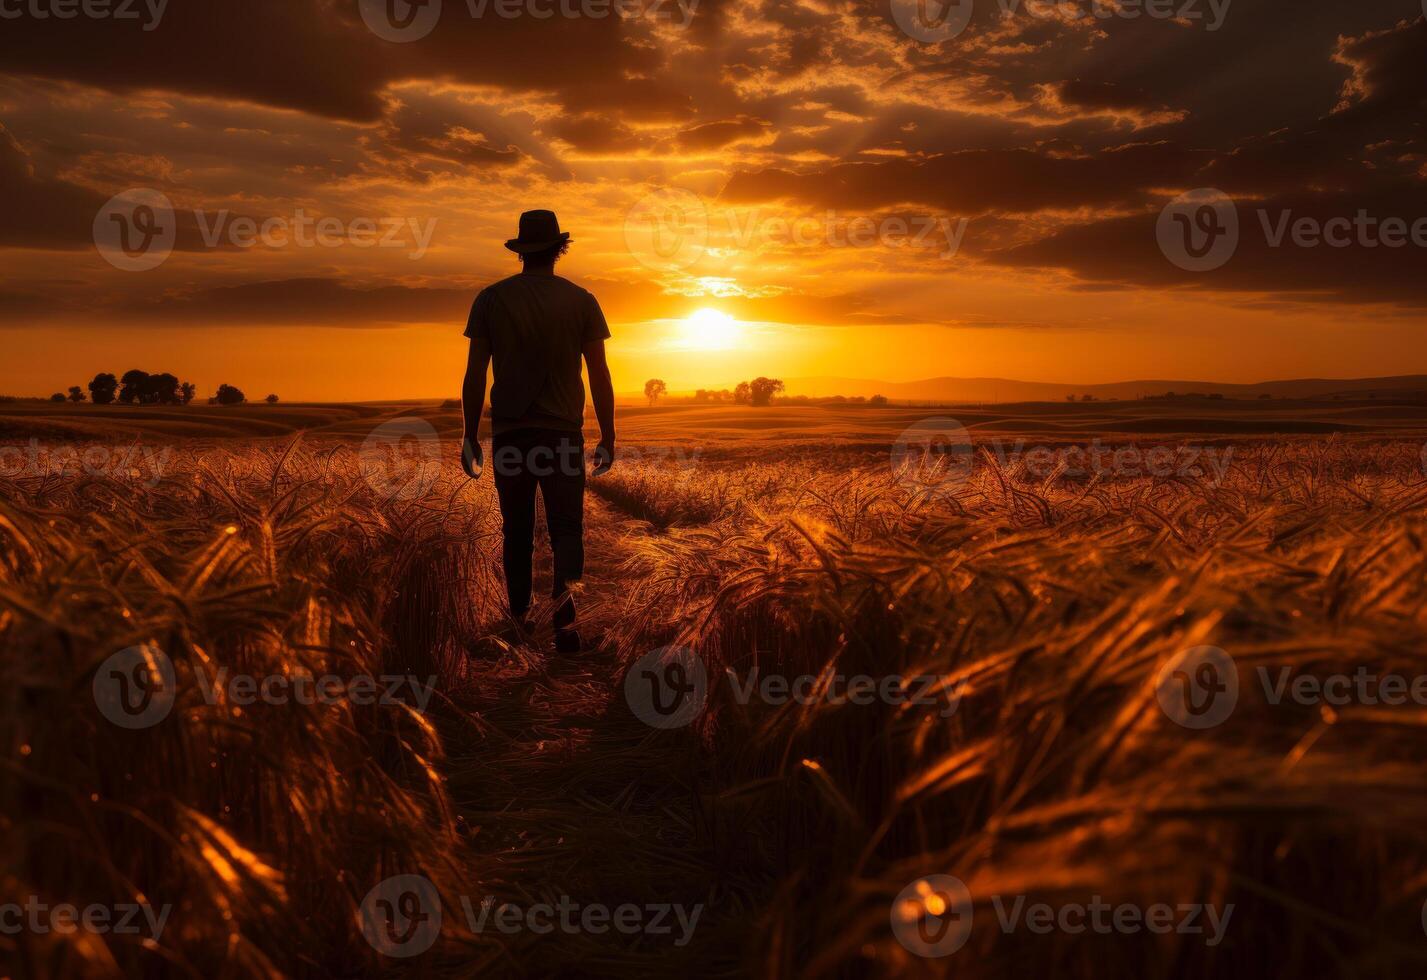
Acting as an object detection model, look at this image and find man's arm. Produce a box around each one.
[583,338,615,475]
[461,337,491,478]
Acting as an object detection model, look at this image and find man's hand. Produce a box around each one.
[591,437,615,476]
[461,436,483,480]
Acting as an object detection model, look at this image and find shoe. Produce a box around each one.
[554,629,581,654]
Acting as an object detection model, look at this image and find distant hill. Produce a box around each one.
[779,375,1427,403]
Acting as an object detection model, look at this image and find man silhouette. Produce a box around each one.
[460,210,616,653]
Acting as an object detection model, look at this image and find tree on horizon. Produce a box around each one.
[118,370,149,404]
[749,377,785,407]
[215,384,247,406]
[88,373,118,405]
[118,370,182,405]
[644,379,667,406]
[67,386,85,404]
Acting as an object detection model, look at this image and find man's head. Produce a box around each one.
[519,239,570,269]
[505,210,570,269]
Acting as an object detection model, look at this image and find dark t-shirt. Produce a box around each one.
[464,271,610,436]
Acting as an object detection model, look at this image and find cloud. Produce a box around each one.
[676,115,772,151]
[124,277,474,326]
[0,123,225,252]
[0,123,110,249]
[995,184,1427,307]
[0,0,391,120]
[722,142,1212,215]
[0,0,667,122]
[1,0,1424,341]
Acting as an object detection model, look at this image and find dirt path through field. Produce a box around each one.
[442,498,731,977]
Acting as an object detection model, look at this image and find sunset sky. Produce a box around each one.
[1,1,1425,400]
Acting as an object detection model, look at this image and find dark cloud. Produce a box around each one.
[722,142,1212,215]
[0,123,234,252]
[0,123,110,249]
[995,184,1427,307]
[546,114,644,153]
[0,0,666,122]
[675,115,771,151]
[370,95,530,181]
[0,0,390,120]
[1054,79,1161,112]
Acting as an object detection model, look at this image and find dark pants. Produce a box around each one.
[492,428,585,628]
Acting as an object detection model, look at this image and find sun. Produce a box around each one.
[677,308,742,351]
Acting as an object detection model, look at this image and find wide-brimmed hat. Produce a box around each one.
[504,209,571,254]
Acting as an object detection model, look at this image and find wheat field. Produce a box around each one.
[4,406,1427,977]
